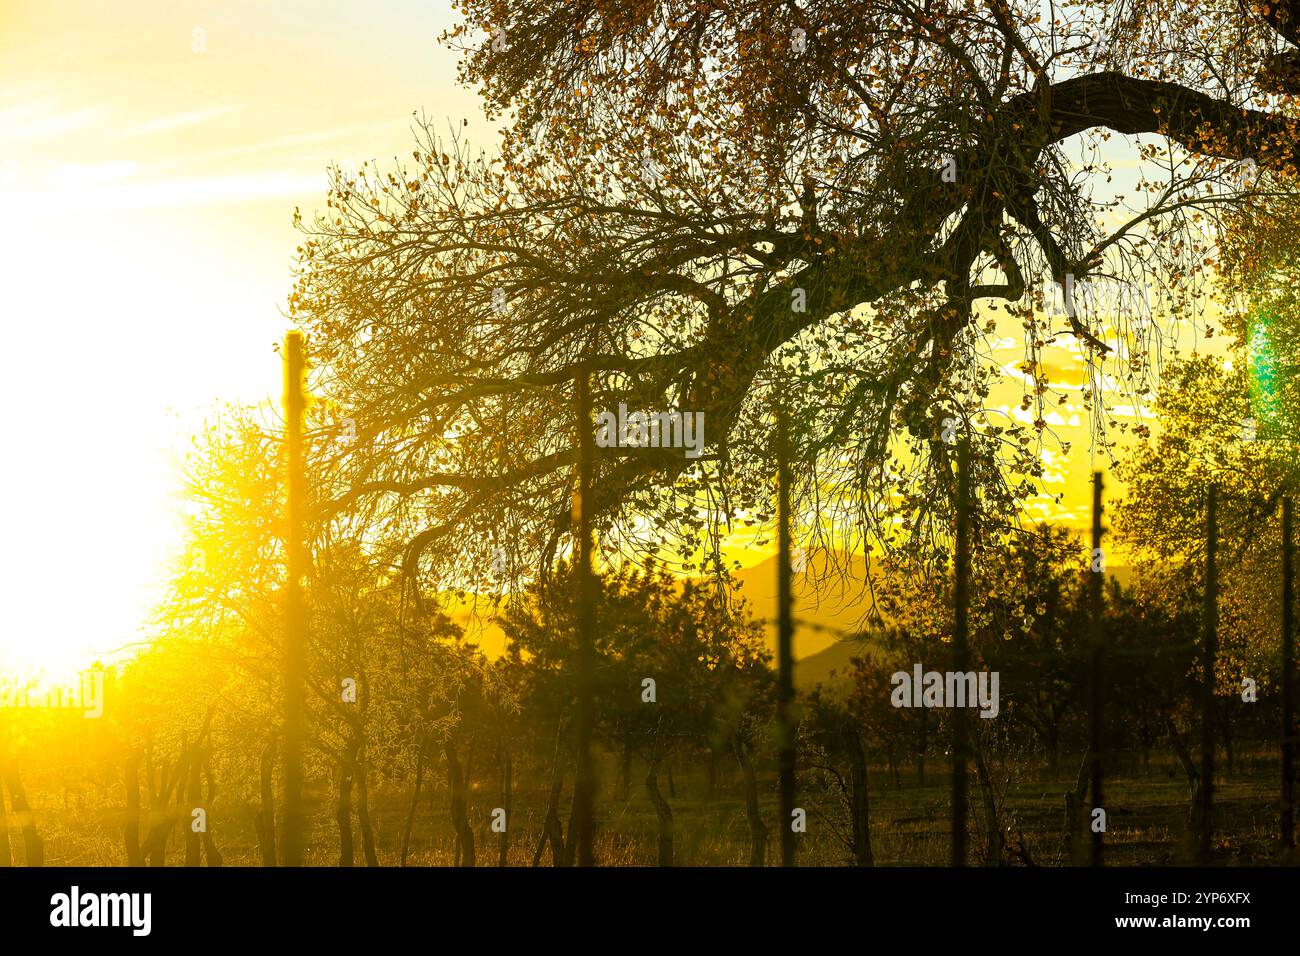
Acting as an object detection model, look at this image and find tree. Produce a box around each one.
[1117,354,1289,714]
[803,687,875,865]
[148,401,490,867]
[291,0,1300,607]
[849,628,939,787]
[502,560,769,865]
[983,526,1089,777]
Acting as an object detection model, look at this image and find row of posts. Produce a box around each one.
[280,343,1297,865]
[942,457,1294,866]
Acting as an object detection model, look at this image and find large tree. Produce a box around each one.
[291,0,1300,597]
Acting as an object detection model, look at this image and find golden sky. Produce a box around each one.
[0,1,1220,675]
[0,1,489,675]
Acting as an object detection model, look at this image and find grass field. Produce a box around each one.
[17,747,1290,867]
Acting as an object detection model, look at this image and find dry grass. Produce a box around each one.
[14,748,1291,866]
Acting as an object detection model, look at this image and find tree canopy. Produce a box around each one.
[289,0,1300,601]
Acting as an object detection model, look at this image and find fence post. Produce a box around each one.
[572,368,597,866]
[1198,484,1218,864]
[1089,471,1105,867]
[281,330,307,867]
[951,439,970,867]
[776,394,796,867]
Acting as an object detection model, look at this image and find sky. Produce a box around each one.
[0,1,491,675]
[0,2,1212,676]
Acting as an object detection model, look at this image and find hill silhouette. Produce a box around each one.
[443,549,1131,670]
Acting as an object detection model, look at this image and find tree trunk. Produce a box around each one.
[645,757,674,867]
[124,753,143,866]
[1165,715,1204,852]
[733,737,767,867]
[1,760,43,867]
[400,740,426,867]
[356,754,380,867]
[1064,746,1092,865]
[533,780,564,868]
[972,740,1005,866]
[498,742,512,867]
[915,709,927,787]
[563,790,579,866]
[445,740,475,867]
[143,751,178,867]
[531,721,566,867]
[200,753,223,866]
[185,739,202,867]
[172,749,191,865]
[255,734,277,867]
[336,764,355,868]
[1220,706,1236,778]
[844,727,874,866]
[532,774,565,867]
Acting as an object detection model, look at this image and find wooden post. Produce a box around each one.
[281,330,307,867]
[1089,471,1105,867]
[776,395,796,867]
[572,369,597,866]
[951,439,970,867]
[1282,496,1295,854]
[1198,484,1218,864]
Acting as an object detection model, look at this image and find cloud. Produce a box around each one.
[0,97,106,142]
[10,169,328,212]
[41,160,140,188]
[130,170,327,206]
[113,106,238,138]
[188,120,399,163]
